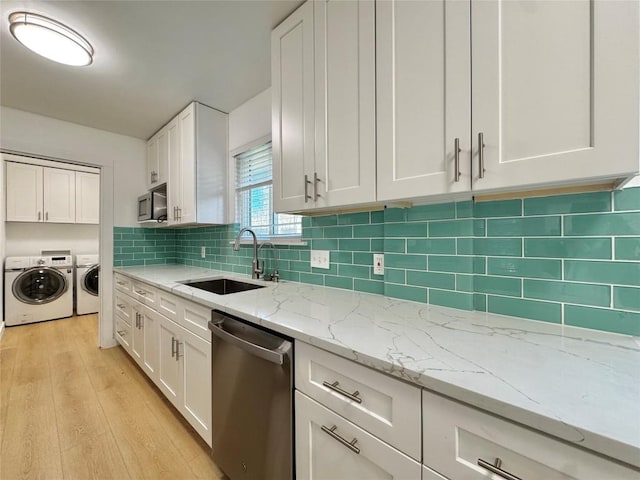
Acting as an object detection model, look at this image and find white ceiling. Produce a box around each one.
[0,0,303,139]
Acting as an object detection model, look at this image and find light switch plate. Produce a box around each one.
[310,250,330,269]
[373,253,384,275]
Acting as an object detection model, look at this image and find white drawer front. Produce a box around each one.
[114,273,131,294]
[422,389,638,480]
[115,315,131,352]
[114,292,133,324]
[180,300,211,341]
[296,391,421,480]
[157,289,180,322]
[131,281,157,308]
[296,342,421,460]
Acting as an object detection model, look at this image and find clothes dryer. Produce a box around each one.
[75,254,99,315]
[4,255,74,326]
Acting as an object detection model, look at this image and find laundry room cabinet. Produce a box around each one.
[272,0,376,213]
[5,161,100,224]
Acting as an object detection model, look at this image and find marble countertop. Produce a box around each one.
[114,264,640,468]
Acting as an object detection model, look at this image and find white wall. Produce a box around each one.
[229,88,271,151]
[0,106,146,347]
[5,223,99,256]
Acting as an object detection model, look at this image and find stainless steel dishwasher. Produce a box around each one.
[208,310,293,480]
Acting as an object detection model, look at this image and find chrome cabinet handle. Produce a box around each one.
[175,341,182,361]
[171,336,176,358]
[478,132,485,179]
[313,172,321,200]
[45,212,49,221]
[135,313,138,329]
[322,380,362,404]
[477,458,522,480]
[454,137,461,182]
[117,303,126,309]
[177,207,181,220]
[116,281,126,286]
[135,290,146,296]
[304,175,312,203]
[117,330,126,336]
[38,211,41,221]
[321,425,360,454]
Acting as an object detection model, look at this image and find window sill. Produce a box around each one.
[230,239,308,247]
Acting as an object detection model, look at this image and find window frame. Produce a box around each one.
[228,136,304,244]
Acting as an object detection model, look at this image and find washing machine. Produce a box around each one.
[4,255,74,326]
[75,254,100,315]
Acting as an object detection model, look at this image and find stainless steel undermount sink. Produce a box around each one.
[182,278,266,295]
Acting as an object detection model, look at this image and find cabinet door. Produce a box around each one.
[180,328,212,446]
[272,0,315,213]
[157,314,182,407]
[43,167,75,223]
[178,103,196,224]
[156,127,168,186]
[130,302,145,366]
[472,0,639,191]
[142,307,160,382]
[146,133,159,189]
[377,0,471,201]
[75,172,99,224]
[167,117,181,225]
[5,162,43,222]
[295,391,421,480]
[314,0,375,208]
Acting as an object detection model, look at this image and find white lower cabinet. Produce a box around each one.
[113,273,212,447]
[422,389,638,480]
[295,391,421,480]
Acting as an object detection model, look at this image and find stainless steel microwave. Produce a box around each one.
[138,188,167,222]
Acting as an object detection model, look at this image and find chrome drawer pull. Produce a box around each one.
[117,330,126,336]
[116,281,126,286]
[175,341,182,361]
[117,303,126,309]
[171,336,176,358]
[135,290,147,296]
[321,425,360,454]
[477,458,522,480]
[322,380,362,404]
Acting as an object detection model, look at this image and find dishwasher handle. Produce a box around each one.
[209,316,291,365]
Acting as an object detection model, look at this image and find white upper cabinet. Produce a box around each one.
[146,128,168,190]
[272,0,315,213]
[471,0,639,191]
[165,102,228,226]
[75,172,100,224]
[6,162,77,223]
[274,0,639,207]
[272,0,376,213]
[5,162,43,222]
[377,0,471,201]
[313,0,376,209]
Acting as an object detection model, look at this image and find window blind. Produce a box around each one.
[235,142,301,238]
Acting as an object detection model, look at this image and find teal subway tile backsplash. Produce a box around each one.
[113,186,640,336]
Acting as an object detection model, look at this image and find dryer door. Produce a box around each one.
[12,267,68,305]
[82,265,100,296]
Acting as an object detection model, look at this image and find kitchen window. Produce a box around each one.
[235,141,301,239]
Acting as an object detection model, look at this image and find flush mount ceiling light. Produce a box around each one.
[9,11,93,66]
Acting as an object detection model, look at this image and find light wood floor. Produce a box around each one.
[0,314,226,480]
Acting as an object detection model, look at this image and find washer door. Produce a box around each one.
[82,265,100,296]
[12,267,68,305]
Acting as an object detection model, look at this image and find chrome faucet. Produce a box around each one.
[233,227,262,279]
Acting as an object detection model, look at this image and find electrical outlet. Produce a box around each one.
[310,250,330,269]
[201,246,206,259]
[373,253,384,275]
